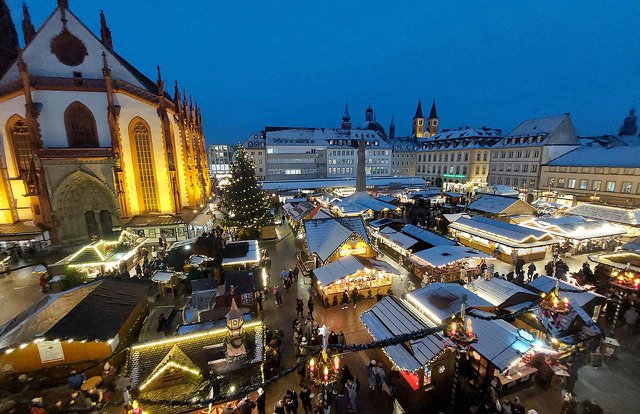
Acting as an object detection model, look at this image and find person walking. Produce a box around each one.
[237,395,256,414]
[351,287,359,309]
[256,290,263,312]
[527,263,537,280]
[374,363,385,393]
[346,378,358,412]
[341,290,349,310]
[274,399,286,414]
[281,268,288,283]
[307,296,315,320]
[337,331,346,348]
[366,360,377,390]
[256,388,266,414]
[296,297,304,318]
[300,385,312,414]
[333,389,348,414]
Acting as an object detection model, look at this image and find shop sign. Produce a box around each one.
[37,340,65,364]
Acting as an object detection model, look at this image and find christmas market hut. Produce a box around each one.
[360,296,454,394]
[526,275,606,319]
[215,268,266,310]
[410,245,492,285]
[126,304,264,414]
[0,279,150,373]
[519,216,625,254]
[332,191,398,218]
[314,255,399,305]
[222,240,261,270]
[466,277,540,312]
[467,195,536,219]
[303,217,374,267]
[448,216,558,264]
[564,203,640,236]
[282,201,317,231]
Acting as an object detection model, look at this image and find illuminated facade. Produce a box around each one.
[0,2,210,245]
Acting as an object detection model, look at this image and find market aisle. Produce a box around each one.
[0,265,44,326]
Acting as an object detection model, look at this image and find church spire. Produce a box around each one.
[427,99,439,137]
[0,0,19,77]
[414,99,423,118]
[156,65,164,95]
[341,102,351,129]
[100,10,114,51]
[412,99,425,138]
[389,114,395,140]
[21,2,35,45]
[619,109,638,136]
[57,0,69,9]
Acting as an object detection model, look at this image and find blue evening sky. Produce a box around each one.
[10,0,640,144]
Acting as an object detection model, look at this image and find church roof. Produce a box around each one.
[355,120,387,138]
[429,100,438,119]
[414,100,423,118]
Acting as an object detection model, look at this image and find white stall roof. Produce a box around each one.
[468,195,527,215]
[334,191,398,214]
[406,283,493,323]
[361,296,446,372]
[303,217,369,263]
[314,255,399,286]
[471,316,536,373]
[379,227,419,250]
[412,245,491,268]
[565,203,640,226]
[467,277,538,308]
[222,240,260,266]
[519,216,625,240]
[526,275,605,308]
[401,224,456,247]
[449,216,557,248]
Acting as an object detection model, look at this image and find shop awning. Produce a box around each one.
[189,213,212,228]
[314,255,400,287]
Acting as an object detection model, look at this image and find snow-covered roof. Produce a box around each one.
[519,216,625,240]
[378,227,420,250]
[334,191,398,214]
[508,114,567,138]
[470,317,536,373]
[565,203,640,226]
[361,296,446,372]
[282,201,316,222]
[532,298,601,345]
[261,176,427,191]
[547,144,640,167]
[222,240,260,266]
[368,218,396,229]
[406,283,494,323]
[411,245,491,268]
[303,217,368,262]
[449,216,558,248]
[526,275,605,309]
[467,278,538,308]
[476,185,520,197]
[401,224,456,247]
[376,195,397,204]
[314,255,399,286]
[264,127,390,149]
[468,195,533,215]
[418,127,503,151]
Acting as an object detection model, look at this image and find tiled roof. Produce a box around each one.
[0,221,46,241]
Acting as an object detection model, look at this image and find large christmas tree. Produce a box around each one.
[220,146,270,236]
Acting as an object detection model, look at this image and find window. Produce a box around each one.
[531,164,538,173]
[482,166,486,174]
[130,119,159,212]
[592,180,602,191]
[7,116,34,177]
[622,182,632,193]
[498,163,504,171]
[522,164,529,172]
[506,164,512,172]
[557,178,565,188]
[504,177,511,185]
[64,101,99,147]
[483,152,488,161]
[491,164,496,171]
[462,166,467,174]
[548,177,555,187]
[457,153,462,162]
[508,151,513,158]
[516,151,522,158]
[513,164,520,172]
[567,178,576,189]
[533,150,540,157]
[464,153,468,162]
[500,151,505,158]
[524,150,530,158]
[606,181,616,192]
[579,179,588,190]
[476,153,481,161]
[475,166,480,174]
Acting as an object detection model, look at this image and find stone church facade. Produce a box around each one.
[0,0,210,245]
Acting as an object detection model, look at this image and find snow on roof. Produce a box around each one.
[368,218,396,229]
[466,277,538,308]
[565,203,640,226]
[283,201,316,222]
[334,191,398,214]
[376,195,397,204]
[548,145,640,167]
[476,185,520,197]
[361,296,446,372]
[470,317,536,373]
[449,216,557,248]
[314,255,399,286]
[468,195,531,215]
[265,127,390,148]
[406,283,494,323]
[261,176,427,191]
[532,298,601,345]
[411,245,491,268]
[442,213,470,223]
[429,127,504,140]
[508,114,567,137]
[526,275,605,309]
[303,217,368,262]
[401,224,456,247]
[519,216,625,240]
[222,240,260,266]
[379,227,420,250]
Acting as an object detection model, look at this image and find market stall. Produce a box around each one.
[410,245,492,285]
[314,255,399,305]
[448,215,558,264]
[222,240,261,270]
[519,216,624,254]
[564,203,640,236]
[151,270,186,297]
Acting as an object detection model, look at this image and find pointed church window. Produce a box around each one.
[7,116,33,177]
[64,102,99,147]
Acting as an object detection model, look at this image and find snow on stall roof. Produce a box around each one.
[406,283,493,323]
[334,191,398,214]
[411,245,491,268]
[222,240,260,266]
[476,185,520,197]
[360,296,446,372]
[368,218,395,229]
[526,275,604,308]
[470,316,535,373]
[564,203,640,226]
[449,216,557,247]
[303,217,368,262]
[379,227,419,250]
[314,255,399,286]
[468,195,528,215]
[466,277,538,307]
[519,216,625,240]
[261,176,427,191]
[283,201,316,222]
[401,224,455,247]
[376,195,397,204]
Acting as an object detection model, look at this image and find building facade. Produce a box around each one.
[416,127,502,192]
[488,114,579,200]
[207,144,233,179]
[242,132,266,180]
[0,2,210,245]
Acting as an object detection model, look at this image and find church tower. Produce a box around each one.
[0,0,19,77]
[389,115,395,140]
[341,103,351,129]
[619,109,638,136]
[427,99,439,137]
[21,2,36,45]
[412,99,425,138]
[365,103,374,122]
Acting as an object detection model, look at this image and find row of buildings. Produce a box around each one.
[211,100,640,209]
[0,1,211,248]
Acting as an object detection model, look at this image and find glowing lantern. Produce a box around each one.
[309,358,315,373]
[323,366,329,382]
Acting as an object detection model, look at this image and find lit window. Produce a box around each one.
[605,181,616,192]
[131,120,159,212]
[592,180,602,191]
[622,182,632,193]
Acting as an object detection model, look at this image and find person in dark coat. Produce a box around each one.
[307,296,315,319]
[256,388,266,414]
[237,396,256,414]
[333,389,349,414]
[300,385,312,414]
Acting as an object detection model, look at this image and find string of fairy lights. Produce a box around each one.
[135,283,589,408]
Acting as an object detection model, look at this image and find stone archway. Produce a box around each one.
[51,170,119,244]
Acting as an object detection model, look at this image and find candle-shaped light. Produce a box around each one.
[449,321,457,336]
[323,366,329,382]
[466,318,474,338]
[333,355,340,372]
[563,297,569,308]
[309,358,315,373]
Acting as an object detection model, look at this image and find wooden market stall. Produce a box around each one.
[448,215,558,264]
[222,240,261,270]
[410,245,492,285]
[303,217,374,267]
[314,255,399,305]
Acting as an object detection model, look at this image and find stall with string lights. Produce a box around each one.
[410,245,492,285]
